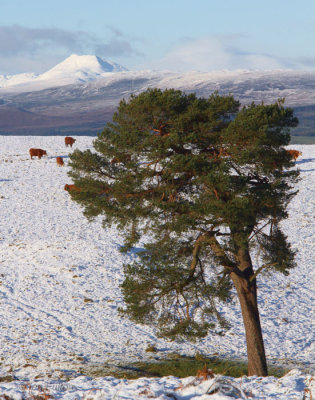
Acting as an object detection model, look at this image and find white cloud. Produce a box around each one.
[1,28,313,75]
[0,54,64,75]
[0,25,139,74]
[147,36,287,72]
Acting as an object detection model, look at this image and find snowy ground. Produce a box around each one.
[0,369,313,399]
[0,136,314,399]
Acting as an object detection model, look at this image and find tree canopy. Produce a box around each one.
[68,88,299,376]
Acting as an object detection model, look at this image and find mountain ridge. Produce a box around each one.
[0,56,315,137]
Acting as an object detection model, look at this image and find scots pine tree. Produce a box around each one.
[68,89,299,376]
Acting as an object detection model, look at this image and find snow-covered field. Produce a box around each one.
[0,136,313,399]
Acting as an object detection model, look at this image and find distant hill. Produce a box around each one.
[0,57,314,138]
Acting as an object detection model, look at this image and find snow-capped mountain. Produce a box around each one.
[0,54,127,91]
[0,56,315,136]
[37,54,127,83]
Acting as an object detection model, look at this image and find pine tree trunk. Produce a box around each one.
[231,249,268,376]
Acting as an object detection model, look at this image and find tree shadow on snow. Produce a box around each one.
[119,246,146,256]
[48,155,69,160]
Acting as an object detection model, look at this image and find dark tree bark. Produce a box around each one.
[231,249,268,376]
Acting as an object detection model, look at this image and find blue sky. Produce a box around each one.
[1,0,314,74]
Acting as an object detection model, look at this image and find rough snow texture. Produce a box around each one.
[0,369,314,399]
[0,137,313,398]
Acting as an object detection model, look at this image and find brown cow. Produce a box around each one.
[286,149,302,160]
[29,148,47,160]
[65,137,76,147]
[64,184,81,192]
[56,156,65,167]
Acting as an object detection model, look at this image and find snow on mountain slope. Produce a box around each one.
[2,65,315,109]
[0,72,37,88]
[38,54,127,82]
[0,137,313,385]
[0,54,127,91]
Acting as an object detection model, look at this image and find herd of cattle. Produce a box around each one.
[28,137,302,193]
[28,136,77,192]
[29,136,76,160]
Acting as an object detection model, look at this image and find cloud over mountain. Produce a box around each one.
[0,25,138,74]
[148,36,286,72]
[1,25,314,75]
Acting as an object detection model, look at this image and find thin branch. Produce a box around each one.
[250,263,278,282]
[249,220,272,242]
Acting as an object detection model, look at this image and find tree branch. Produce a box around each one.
[249,220,272,242]
[250,263,278,282]
[204,233,242,276]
